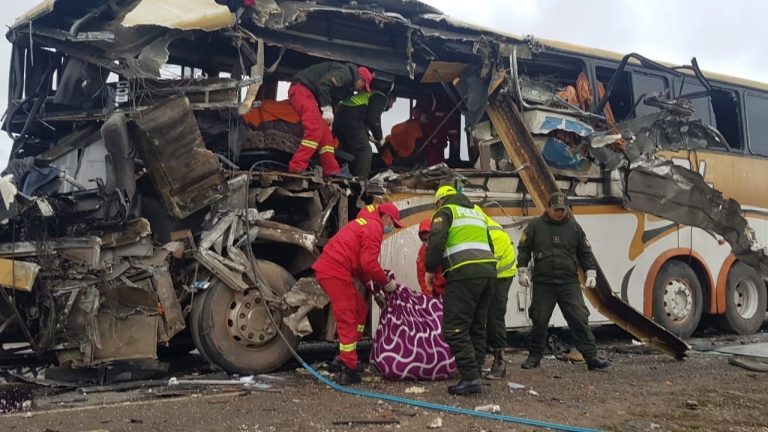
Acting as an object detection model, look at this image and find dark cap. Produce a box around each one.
[549,192,569,210]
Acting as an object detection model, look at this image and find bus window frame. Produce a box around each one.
[744,90,768,157]
[590,60,673,122]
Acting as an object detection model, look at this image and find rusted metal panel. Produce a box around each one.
[131,96,227,219]
[0,259,40,292]
[93,313,159,364]
[488,89,690,360]
[154,267,185,343]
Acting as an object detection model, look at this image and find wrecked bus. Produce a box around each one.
[0,0,764,375]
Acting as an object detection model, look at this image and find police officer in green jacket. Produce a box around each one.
[517,192,612,371]
[483,215,517,379]
[333,82,393,179]
[425,185,497,395]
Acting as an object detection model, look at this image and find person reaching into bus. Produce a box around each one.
[516,192,612,372]
[312,203,403,385]
[333,81,393,179]
[424,185,497,395]
[416,219,446,298]
[483,215,517,380]
[287,62,373,177]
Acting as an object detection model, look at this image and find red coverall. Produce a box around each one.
[412,94,460,166]
[356,204,378,220]
[287,83,341,176]
[416,219,446,297]
[312,214,389,369]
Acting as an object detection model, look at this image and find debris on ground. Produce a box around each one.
[404,386,427,394]
[507,382,526,391]
[474,404,501,413]
[428,417,443,429]
[727,357,768,373]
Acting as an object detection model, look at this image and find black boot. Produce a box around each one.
[485,349,506,379]
[587,358,613,371]
[327,356,363,373]
[337,363,362,385]
[448,378,483,395]
[520,355,541,369]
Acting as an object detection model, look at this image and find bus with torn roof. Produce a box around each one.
[0,0,764,376]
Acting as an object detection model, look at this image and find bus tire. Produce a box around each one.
[716,262,767,335]
[652,260,703,338]
[196,260,299,374]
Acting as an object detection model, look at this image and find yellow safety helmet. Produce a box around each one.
[434,185,457,203]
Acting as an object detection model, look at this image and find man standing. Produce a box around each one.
[424,185,497,395]
[483,215,517,379]
[517,192,612,371]
[288,62,374,177]
[312,203,402,384]
[333,83,393,179]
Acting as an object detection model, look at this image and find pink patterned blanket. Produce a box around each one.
[369,285,457,381]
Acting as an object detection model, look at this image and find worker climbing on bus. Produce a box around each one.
[287,62,374,177]
[333,81,394,179]
[517,192,612,372]
[312,202,403,385]
[424,185,497,395]
[416,219,446,298]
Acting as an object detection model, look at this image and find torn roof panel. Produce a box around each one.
[122,0,235,31]
[12,0,55,29]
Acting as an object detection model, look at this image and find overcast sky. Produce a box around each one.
[0,0,766,168]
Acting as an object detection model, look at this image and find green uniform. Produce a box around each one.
[484,216,517,350]
[425,193,497,380]
[517,213,598,360]
[294,62,359,107]
[333,91,389,179]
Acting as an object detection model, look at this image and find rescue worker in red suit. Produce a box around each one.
[287,62,374,176]
[412,92,460,167]
[312,203,403,384]
[416,219,446,298]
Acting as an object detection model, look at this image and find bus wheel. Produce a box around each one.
[652,260,703,338]
[716,262,766,335]
[190,285,214,365]
[194,260,299,374]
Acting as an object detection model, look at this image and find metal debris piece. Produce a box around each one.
[727,357,768,373]
[332,419,400,426]
[0,259,40,292]
[474,404,501,413]
[132,96,227,219]
[625,160,768,275]
[167,376,271,390]
[282,278,329,337]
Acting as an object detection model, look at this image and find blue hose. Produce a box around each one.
[298,358,602,432]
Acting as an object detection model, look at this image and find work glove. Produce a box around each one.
[374,292,387,309]
[517,267,531,288]
[585,270,597,289]
[374,137,386,150]
[321,106,334,126]
[383,279,397,293]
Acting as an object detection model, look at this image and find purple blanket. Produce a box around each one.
[370,285,457,381]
